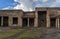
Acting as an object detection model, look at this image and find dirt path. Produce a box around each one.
[40,28,60,39]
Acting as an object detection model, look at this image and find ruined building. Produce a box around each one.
[0,7,60,28]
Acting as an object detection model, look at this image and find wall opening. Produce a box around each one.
[13,17,18,24]
[50,18,56,28]
[38,11,46,27]
[3,16,8,27]
[22,18,27,27]
[29,18,34,27]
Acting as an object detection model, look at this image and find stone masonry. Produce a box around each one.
[0,7,60,28]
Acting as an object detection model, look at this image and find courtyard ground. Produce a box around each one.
[0,27,60,39]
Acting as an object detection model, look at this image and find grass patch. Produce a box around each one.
[0,27,48,39]
[0,28,23,39]
[15,32,39,39]
[15,27,47,39]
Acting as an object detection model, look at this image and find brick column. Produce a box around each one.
[27,18,29,27]
[46,11,50,28]
[1,16,3,26]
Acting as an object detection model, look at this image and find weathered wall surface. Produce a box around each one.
[0,10,23,27]
[0,8,60,28]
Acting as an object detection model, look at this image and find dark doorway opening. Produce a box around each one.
[3,16,8,27]
[29,18,34,27]
[0,17,1,26]
[13,17,18,24]
[50,18,56,28]
[38,11,46,27]
[22,18,27,27]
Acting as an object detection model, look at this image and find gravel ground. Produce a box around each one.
[40,28,60,39]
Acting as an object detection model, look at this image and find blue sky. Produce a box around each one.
[0,0,60,11]
[0,0,20,9]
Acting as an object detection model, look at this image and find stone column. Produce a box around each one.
[57,18,59,29]
[18,17,22,27]
[18,11,23,27]
[1,16,3,26]
[9,16,12,27]
[46,11,50,28]
[34,18,38,27]
[56,18,58,28]
[27,18,29,27]
[58,18,60,29]
[56,18,60,29]
[34,11,38,27]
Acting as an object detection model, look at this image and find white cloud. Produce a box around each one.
[13,3,33,11]
[13,0,35,11]
[42,0,48,2]
[3,0,60,11]
[14,4,24,9]
[50,0,60,7]
[2,6,13,10]
[13,0,57,11]
[33,0,48,2]
[14,0,19,1]
[3,7,9,9]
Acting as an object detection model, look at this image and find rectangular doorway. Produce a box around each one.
[29,18,34,27]
[38,11,46,27]
[22,18,28,27]
[3,16,8,27]
[50,18,56,28]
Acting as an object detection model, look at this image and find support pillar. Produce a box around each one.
[57,18,59,29]
[27,18,29,27]
[1,16,3,26]
[56,18,59,29]
[46,11,50,28]
[58,18,60,29]
[56,18,58,28]
[9,16,12,27]
[34,11,38,27]
[19,17,22,27]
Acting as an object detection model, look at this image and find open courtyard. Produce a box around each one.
[0,27,60,39]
